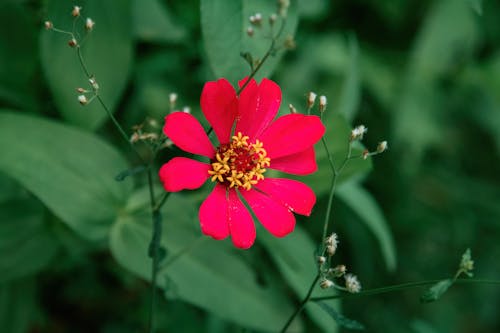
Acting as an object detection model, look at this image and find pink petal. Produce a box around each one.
[159,157,210,192]
[200,79,238,145]
[258,114,325,159]
[199,184,230,240]
[241,189,296,237]
[269,147,317,175]
[163,112,215,158]
[255,178,316,216]
[235,78,282,141]
[228,189,256,249]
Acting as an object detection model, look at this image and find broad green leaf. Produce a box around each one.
[201,0,299,85]
[0,111,132,241]
[110,189,300,332]
[0,3,38,110]
[0,198,58,283]
[337,182,397,271]
[420,279,454,303]
[40,0,133,129]
[258,225,339,332]
[133,0,187,43]
[338,34,360,123]
[288,113,372,196]
[0,278,37,333]
[315,301,365,330]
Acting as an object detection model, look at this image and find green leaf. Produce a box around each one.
[110,189,300,332]
[0,198,58,283]
[0,111,132,241]
[315,301,365,330]
[288,113,372,196]
[40,0,133,130]
[466,0,483,15]
[0,3,38,110]
[338,34,360,123]
[337,182,397,271]
[258,225,339,332]
[133,0,187,43]
[201,0,299,85]
[0,278,37,333]
[420,279,454,303]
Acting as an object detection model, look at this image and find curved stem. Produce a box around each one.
[310,278,500,302]
[280,274,320,333]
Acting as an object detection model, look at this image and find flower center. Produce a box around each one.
[208,132,271,190]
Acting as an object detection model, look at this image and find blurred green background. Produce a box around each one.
[1,0,499,332]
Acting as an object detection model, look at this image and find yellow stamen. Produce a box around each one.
[208,132,270,190]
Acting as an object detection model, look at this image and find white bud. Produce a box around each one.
[319,95,327,112]
[317,256,326,265]
[246,26,254,37]
[182,106,191,114]
[269,13,278,25]
[44,21,53,30]
[320,279,334,289]
[85,18,95,31]
[89,77,99,90]
[78,95,88,105]
[325,233,338,256]
[362,149,369,160]
[288,103,298,114]
[377,141,388,153]
[307,92,317,108]
[329,265,347,277]
[169,93,178,105]
[72,6,82,17]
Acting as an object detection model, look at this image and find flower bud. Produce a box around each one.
[329,265,347,277]
[269,13,278,25]
[68,38,78,48]
[44,21,53,30]
[182,106,191,114]
[169,93,178,107]
[317,256,326,265]
[362,149,369,160]
[246,26,254,37]
[76,87,86,93]
[85,18,95,31]
[319,95,327,112]
[78,95,88,105]
[320,279,334,289]
[72,6,82,17]
[288,104,298,114]
[376,141,388,153]
[89,77,99,90]
[307,92,317,108]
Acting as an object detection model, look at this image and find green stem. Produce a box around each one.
[280,274,320,333]
[309,278,500,302]
[236,18,286,96]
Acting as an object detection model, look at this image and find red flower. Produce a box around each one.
[159,78,325,249]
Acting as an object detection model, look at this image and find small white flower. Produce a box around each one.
[351,125,368,140]
[345,273,361,293]
[182,106,191,114]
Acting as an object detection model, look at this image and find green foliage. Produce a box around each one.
[1,0,499,331]
[0,111,132,241]
[0,198,58,283]
[315,301,365,330]
[111,189,300,331]
[337,182,396,271]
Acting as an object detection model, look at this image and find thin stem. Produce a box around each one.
[310,278,500,302]
[236,18,286,96]
[280,274,320,333]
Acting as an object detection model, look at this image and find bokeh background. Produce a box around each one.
[1,0,499,332]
